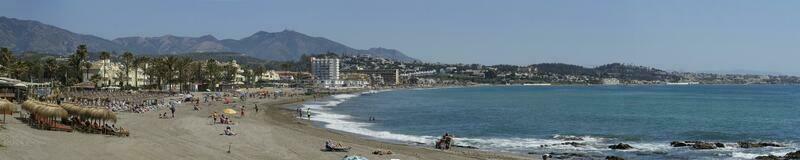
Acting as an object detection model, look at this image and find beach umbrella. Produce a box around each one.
[104,109,117,123]
[223,108,237,115]
[0,100,15,123]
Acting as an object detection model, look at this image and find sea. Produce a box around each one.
[295,85,800,159]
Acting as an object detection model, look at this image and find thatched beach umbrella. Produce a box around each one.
[104,109,117,123]
[60,104,81,115]
[0,100,16,123]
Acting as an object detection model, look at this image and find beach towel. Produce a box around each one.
[342,156,368,160]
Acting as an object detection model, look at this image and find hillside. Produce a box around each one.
[0,16,417,62]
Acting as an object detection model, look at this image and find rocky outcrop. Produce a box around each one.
[670,141,724,149]
[738,142,782,148]
[753,150,800,160]
[670,141,690,147]
[605,156,625,160]
[755,155,782,160]
[608,143,633,150]
[785,150,800,159]
[692,142,718,149]
[539,142,587,148]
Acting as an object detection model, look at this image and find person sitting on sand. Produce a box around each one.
[222,126,236,136]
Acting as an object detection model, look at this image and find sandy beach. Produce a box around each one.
[0,93,535,160]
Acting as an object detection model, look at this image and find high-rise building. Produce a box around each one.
[310,57,341,88]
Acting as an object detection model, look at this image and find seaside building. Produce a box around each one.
[217,60,246,85]
[602,78,621,85]
[258,70,281,81]
[311,57,342,88]
[84,59,123,87]
[83,59,150,88]
[341,73,370,88]
[344,69,400,86]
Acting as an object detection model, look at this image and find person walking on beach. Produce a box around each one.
[240,106,245,117]
[254,104,259,113]
[169,101,176,118]
[296,107,302,117]
[306,108,312,119]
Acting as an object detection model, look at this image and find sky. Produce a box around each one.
[3,0,800,75]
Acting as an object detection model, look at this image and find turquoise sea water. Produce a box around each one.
[298,85,800,159]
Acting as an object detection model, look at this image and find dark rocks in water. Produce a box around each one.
[606,156,625,160]
[755,155,782,160]
[539,142,587,148]
[738,142,782,148]
[562,142,587,147]
[543,152,589,159]
[692,142,717,149]
[671,141,724,149]
[753,151,800,160]
[553,135,585,141]
[452,144,478,149]
[608,143,634,150]
[714,142,725,148]
[670,141,689,147]
[785,150,800,159]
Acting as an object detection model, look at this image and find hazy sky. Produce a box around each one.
[3,0,800,74]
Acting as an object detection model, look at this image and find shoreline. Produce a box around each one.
[264,90,537,160]
[0,90,535,160]
[294,86,800,160]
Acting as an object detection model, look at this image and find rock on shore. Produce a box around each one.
[608,143,633,150]
[738,142,782,148]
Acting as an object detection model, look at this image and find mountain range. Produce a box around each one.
[0,16,417,62]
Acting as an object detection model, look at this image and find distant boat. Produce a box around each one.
[523,83,552,86]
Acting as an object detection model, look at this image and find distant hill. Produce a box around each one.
[0,16,418,62]
[154,52,268,66]
[0,17,122,54]
[529,63,679,81]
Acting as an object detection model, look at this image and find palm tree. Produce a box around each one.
[99,51,111,86]
[121,52,134,87]
[11,61,29,80]
[175,57,192,92]
[132,56,149,88]
[0,48,14,75]
[75,45,88,81]
[44,58,58,82]
[205,59,221,90]
[83,62,92,83]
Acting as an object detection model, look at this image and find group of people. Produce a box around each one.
[210,112,235,125]
[323,139,351,152]
[63,91,174,113]
[435,132,455,150]
[67,116,129,136]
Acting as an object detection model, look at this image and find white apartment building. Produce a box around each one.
[311,57,342,88]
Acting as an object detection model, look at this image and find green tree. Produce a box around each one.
[132,56,149,88]
[75,45,88,81]
[44,58,58,82]
[205,59,222,90]
[99,51,111,86]
[83,62,92,83]
[121,52,134,87]
[11,61,30,80]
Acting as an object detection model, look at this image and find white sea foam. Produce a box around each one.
[731,152,763,159]
[300,92,437,144]
[299,92,800,159]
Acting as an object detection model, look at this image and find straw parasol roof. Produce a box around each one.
[20,100,68,118]
[0,99,15,115]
